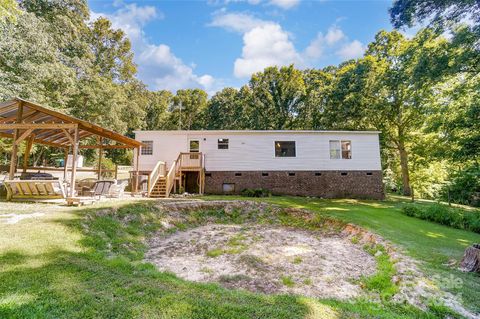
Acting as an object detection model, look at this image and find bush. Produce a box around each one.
[401,203,480,233]
[241,188,272,198]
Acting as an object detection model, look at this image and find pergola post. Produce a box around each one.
[8,102,23,179]
[134,146,140,194]
[23,135,34,173]
[69,126,79,197]
[63,147,69,181]
[97,137,103,180]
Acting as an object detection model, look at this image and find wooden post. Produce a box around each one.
[97,137,103,180]
[114,164,118,180]
[69,126,79,198]
[63,147,69,182]
[23,135,34,173]
[134,146,140,194]
[9,102,23,179]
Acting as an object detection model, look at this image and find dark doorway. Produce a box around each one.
[185,172,199,193]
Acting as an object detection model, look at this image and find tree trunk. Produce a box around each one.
[398,139,411,196]
[459,244,480,273]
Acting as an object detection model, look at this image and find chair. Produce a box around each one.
[76,178,98,196]
[84,180,114,198]
[107,181,127,198]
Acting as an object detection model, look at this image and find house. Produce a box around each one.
[134,130,384,199]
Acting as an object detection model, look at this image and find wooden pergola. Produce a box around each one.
[0,97,143,197]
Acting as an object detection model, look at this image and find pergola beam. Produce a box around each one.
[0,123,77,129]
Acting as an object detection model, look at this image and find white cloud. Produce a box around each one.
[304,25,345,59]
[209,12,269,33]
[336,40,365,60]
[234,23,302,77]
[91,4,218,93]
[325,25,345,45]
[268,0,300,9]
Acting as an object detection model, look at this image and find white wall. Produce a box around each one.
[134,131,382,171]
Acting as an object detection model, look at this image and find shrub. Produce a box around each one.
[440,164,480,207]
[401,203,480,234]
[241,188,271,197]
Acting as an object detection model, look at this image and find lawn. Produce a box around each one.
[0,196,479,318]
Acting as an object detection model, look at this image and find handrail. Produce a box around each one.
[165,160,176,197]
[147,160,166,196]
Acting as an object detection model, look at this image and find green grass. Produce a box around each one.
[0,197,478,318]
[361,244,398,300]
[281,275,295,287]
[205,195,480,314]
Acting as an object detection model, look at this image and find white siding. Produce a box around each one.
[134,131,381,171]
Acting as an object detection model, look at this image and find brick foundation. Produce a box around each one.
[204,170,384,200]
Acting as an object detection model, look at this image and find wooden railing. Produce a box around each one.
[147,161,166,197]
[178,152,203,169]
[165,160,176,197]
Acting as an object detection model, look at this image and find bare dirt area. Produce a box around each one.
[146,223,376,299]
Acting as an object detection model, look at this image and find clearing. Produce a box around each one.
[0,196,479,319]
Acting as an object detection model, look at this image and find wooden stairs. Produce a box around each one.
[149,176,168,198]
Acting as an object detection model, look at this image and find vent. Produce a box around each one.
[341,172,348,176]
[235,173,242,177]
[315,172,322,176]
[262,172,269,177]
[205,173,212,177]
[288,172,296,176]
[366,172,373,176]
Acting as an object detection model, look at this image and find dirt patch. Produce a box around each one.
[146,224,376,299]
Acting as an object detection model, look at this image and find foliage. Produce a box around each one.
[439,164,480,207]
[0,0,21,24]
[402,203,480,233]
[240,188,272,198]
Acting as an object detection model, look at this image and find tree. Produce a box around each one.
[89,17,136,82]
[144,90,173,130]
[0,0,21,24]
[247,65,306,130]
[0,11,77,108]
[166,89,208,130]
[390,0,480,30]
[204,88,247,130]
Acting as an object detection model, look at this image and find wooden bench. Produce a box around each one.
[3,180,67,201]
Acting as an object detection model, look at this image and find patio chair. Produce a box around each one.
[107,181,127,198]
[84,180,114,199]
[76,178,98,196]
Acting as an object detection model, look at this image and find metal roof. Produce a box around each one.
[0,98,142,149]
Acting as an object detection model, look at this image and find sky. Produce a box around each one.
[89,0,396,94]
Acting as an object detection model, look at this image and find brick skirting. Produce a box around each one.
[204,170,384,200]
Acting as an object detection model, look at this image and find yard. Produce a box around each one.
[0,196,479,319]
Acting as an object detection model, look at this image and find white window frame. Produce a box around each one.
[329,140,352,159]
[141,141,153,155]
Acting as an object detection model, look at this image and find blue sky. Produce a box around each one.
[89,0,395,94]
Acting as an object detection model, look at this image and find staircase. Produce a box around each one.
[149,177,168,198]
[146,152,205,198]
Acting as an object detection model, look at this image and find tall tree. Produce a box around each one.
[144,90,173,130]
[247,65,306,130]
[204,88,247,130]
[166,89,208,130]
[0,0,21,24]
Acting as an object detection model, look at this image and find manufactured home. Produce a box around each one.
[133,130,384,199]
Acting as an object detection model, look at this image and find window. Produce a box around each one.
[141,141,153,155]
[218,138,229,149]
[275,141,296,157]
[223,183,235,193]
[330,140,352,159]
[189,140,199,152]
[341,141,352,159]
